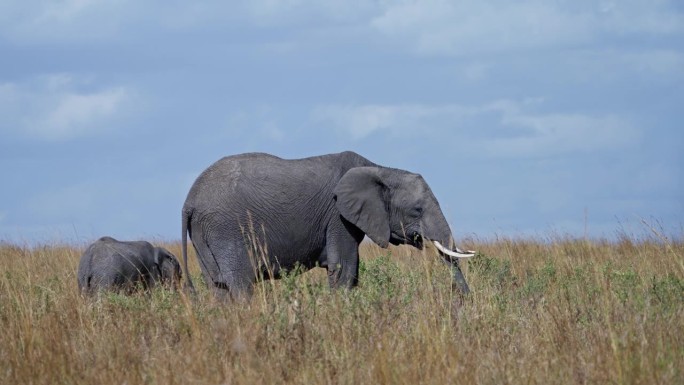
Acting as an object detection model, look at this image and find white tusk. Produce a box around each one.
[455,246,478,255]
[433,241,476,258]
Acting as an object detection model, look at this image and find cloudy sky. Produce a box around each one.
[1,0,682,244]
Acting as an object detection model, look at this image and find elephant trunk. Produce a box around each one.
[423,210,474,295]
[449,262,470,295]
[423,208,475,261]
[431,238,473,295]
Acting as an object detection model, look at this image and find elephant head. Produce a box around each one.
[334,167,475,294]
[154,247,182,289]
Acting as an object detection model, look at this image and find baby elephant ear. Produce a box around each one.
[154,247,182,284]
[334,167,390,248]
[153,247,174,268]
[153,247,168,266]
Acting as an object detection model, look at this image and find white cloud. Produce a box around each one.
[38,87,127,140]
[312,105,402,139]
[222,107,292,143]
[261,122,286,141]
[622,50,684,77]
[2,1,680,60]
[0,74,134,141]
[243,0,379,26]
[0,1,379,43]
[0,0,131,43]
[371,0,683,56]
[553,48,684,84]
[312,99,639,157]
[491,112,639,157]
[34,0,98,23]
[462,62,491,82]
[312,104,483,140]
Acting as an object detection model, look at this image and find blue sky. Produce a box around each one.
[1,1,682,244]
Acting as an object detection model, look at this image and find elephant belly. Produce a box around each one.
[191,188,331,283]
[259,237,324,278]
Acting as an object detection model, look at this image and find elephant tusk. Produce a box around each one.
[433,241,476,258]
[455,246,477,255]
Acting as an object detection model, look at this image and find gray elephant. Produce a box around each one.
[77,236,182,295]
[181,151,474,300]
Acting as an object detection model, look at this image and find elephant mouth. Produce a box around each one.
[389,232,476,261]
[389,231,424,249]
[411,232,424,249]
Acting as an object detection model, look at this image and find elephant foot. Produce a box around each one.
[212,282,253,304]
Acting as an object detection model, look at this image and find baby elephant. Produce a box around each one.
[77,236,182,295]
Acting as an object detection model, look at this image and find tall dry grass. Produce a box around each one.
[0,231,682,384]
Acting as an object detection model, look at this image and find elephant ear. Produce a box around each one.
[334,167,390,248]
[153,247,166,266]
[154,248,181,282]
[153,248,173,271]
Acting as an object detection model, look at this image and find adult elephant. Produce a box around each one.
[182,151,474,300]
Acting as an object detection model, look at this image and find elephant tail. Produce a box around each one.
[77,255,94,295]
[77,273,90,293]
[182,207,196,294]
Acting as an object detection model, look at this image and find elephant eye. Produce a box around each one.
[413,206,423,215]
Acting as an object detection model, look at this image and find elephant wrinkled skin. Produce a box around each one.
[182,151,473,300]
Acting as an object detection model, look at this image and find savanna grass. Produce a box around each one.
[0,231,682,384]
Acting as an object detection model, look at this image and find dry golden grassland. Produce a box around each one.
[1,232,682,384]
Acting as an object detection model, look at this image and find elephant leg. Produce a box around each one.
[145,264,161,289]
[192,223,246,299]
[325,217,365,289]
[189,224,221,286]
[201,231,256,301]
[216,270,254,303]
[95,273,121,293]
